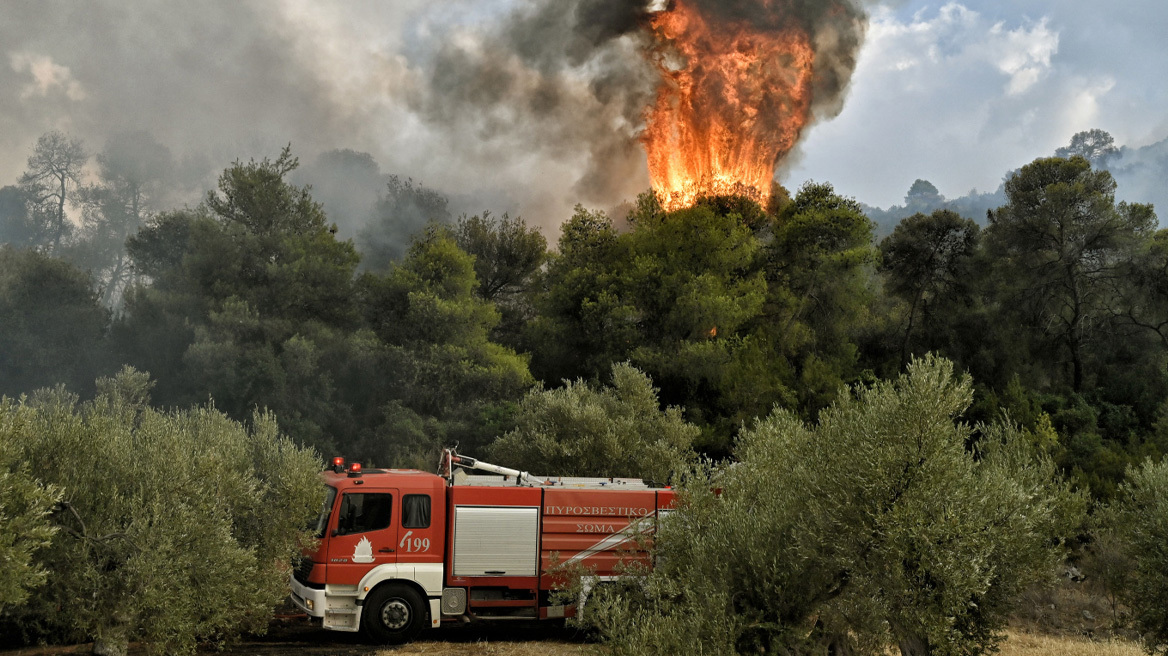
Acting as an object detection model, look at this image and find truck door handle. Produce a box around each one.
[379,548,395,553]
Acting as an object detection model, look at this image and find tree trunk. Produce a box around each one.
[1070,338,1084,392]
[1067,266,1085,392]
[825,633,856,656]
[54,175,67,251]
[92,623,129,656]
[901,288,923,369]
[103,255,127,306]
[893,625,932,656]
[898,635,931,656]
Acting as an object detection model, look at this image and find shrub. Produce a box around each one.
[1107,457,1168,653]
[0,404,61,611]
[488,362,698,483]
[590,355,1084,656]
[1,368,322,656]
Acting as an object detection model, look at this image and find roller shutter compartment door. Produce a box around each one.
[453,506,539,576]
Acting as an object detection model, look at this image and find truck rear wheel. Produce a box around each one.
[362,583,425,644]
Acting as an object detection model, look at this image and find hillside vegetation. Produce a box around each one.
[2,132,1168,654]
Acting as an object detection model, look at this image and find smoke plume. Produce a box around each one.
[409,0,869,210]
[1,0,869,237]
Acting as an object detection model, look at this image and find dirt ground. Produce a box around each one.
[209,616,599,656]
[0,615,598,656]
[2,618,1146,656]
[1,580,1147,656]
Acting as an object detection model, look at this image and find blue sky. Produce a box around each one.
[787,0,1168,206]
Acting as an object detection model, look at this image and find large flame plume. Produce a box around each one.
[643,0,856,210]
[408,0,865,215]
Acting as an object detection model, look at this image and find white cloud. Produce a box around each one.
[785,3,1117,207]
[862,4,1057,94]
[986,19,1058,95]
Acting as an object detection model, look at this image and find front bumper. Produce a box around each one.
[289,575,328,618]
[290,575,361,631]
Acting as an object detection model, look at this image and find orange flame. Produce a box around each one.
[643,0,815,211]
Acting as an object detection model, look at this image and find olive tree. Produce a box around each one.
[0,404,61,611]
[591,356,1083,656]
[488,362,698,484]
[1107,458,1168,653]
[5,368,322,656]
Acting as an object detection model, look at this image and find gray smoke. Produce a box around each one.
[0,0,869,238]
[408,0,869,205]
[407,0,658,208]
[1112,138,1168,216]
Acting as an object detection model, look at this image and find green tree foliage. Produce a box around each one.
[765,181,879,414]
[1116,228,1168,349]
[985,156,1156,392]
[126,147,360,326]
[904,179,945,213]
[117,148,362,453]
[529,187,878,455]
[452,211,546,301]
[625,202,765,345]
[1104,457,1168,653]
[1,368,321,656]
[359,175,451,270]
[591,356,1083,656]
[0,246,109,397]
[358,227,533,464]
[879,209,980,367]
[116,149,531,467]
[451,211,547,347]
[0,410,61,612]
[921,157,1167,499]
[18,131,88,253]
[529,199,783,455]
[488,363,697,484]
[1056,128,1120,170]
[527,205,635,383]
[620,199,772,449]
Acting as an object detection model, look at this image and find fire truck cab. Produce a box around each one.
[289,452,675,644]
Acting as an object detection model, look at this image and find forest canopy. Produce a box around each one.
[2,129,1168,653]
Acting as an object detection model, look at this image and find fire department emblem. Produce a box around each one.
[352,536,374,563]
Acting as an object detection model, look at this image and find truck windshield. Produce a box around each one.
[313,486,338,538]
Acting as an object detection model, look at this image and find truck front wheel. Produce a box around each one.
[362,583,426,644]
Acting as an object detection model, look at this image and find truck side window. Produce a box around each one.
[313,486,338,538]
[402,494,431,529]
[335,493,393,536]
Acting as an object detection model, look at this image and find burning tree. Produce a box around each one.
[642,0,867,210]
[410,0,866,213]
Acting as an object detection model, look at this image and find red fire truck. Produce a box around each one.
[289,450,676,644]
